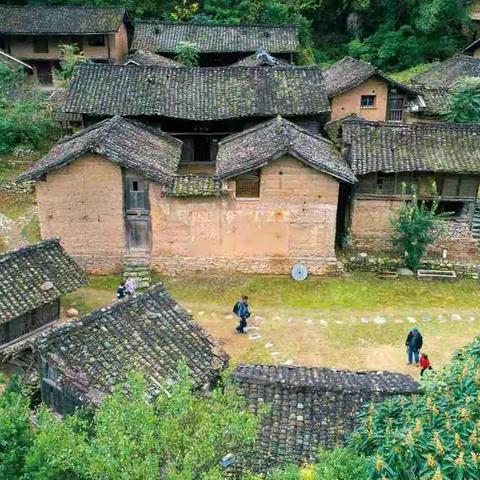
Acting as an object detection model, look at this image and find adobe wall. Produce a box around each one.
[350,197,479,261]
[36,154,125,273]
[112,23,129,64]
[330,78,389,121]
[150,156,341,275]
[8,34,117,61]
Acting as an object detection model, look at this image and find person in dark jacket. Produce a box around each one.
[233,295,250,334]
[116,281,126,300]
[405,327,423,366]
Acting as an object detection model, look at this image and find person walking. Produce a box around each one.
[419,353,433,376]
[125,277,138,297]
[405,327,423,366]
[116,280,126,300]
[233,295,250,334]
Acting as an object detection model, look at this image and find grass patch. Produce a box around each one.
[20,215,40,243]
[0,190,36,220]
[64,272,480,376]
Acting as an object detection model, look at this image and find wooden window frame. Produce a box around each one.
[360,94,376,109]
[33,36,49,54]
[235,170,261,199]
[87,35,106,47]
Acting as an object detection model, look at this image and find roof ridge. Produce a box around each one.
[0,238,61,263]
[135,20,300,29]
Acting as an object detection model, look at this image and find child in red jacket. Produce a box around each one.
[420,353,433,376]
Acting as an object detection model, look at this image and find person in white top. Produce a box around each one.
[125,277,138,297]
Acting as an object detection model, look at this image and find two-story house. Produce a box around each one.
[0,5,131,86]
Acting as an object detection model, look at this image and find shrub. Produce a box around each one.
[446,77,480,123]
[390,183,444,271]
[175,41,200,66]
[56,44,92,85]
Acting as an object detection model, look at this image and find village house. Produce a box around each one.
[409,54,480,121]
[341,119,480,259]
[323,56,422,122]
[0,239,87,373]
[463,37,480,58]
[131,21,299,66]
[231,364,419,474]
[35,283,228,416]
[0,5,131,86]
[0,49,34,74]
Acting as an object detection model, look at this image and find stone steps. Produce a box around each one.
[123,254,152,289]
[473,204,480,240]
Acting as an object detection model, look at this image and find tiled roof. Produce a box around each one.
[0,5,128,35]
[0,239,87,325]
[231,51,290,67]
[342,119,480,175]
[411,86,451,117]
[216,117,356,183]
[132,21,299,54]
[412,55,480,88]
[46,89,82,123]
[125,50,184,67]
[36,284,229,405]
[18,116,183,184]
[323,56,417,98]
[233,364,419,474]
[63,64,330,120]
[0,49,33,71]
[165,175,226,197]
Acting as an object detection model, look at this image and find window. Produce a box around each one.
[87,35,105,47]
[180,136,219,163]
[33,37,49,53]
[236,171,261,198]
[360,95,376,108]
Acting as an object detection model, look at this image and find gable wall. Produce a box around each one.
[36,154,125,273]
[331,78,389,121]
[150,156,340,274]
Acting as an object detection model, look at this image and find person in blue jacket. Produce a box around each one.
[233,295,250,334]
[405,327,423,366]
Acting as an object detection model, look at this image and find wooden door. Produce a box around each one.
[123,171,151,252]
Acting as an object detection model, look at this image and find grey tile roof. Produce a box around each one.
[412,54,480,88]
[323,56,417,98]
[0,239,87,325]
[0,5,128,35]
[17,116,183,184]
[0,49,33,71]
[125,50,184,67]
[46,89,82,123]
[342,119,480,175]
[132,21,299,54]
[411,86,452,117]
[233,364,419,474]
[231,51,290,67]
[36,284,229,405]
[216,116,356,183]
[63,64,330,120]
[165,175,226,197]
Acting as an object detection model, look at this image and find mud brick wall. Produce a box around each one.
[150,156,341,275]
[36,154,125,273]
[330,77,389,121]
[350,197,479,261]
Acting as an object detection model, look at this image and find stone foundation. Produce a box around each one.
[152,255,341,276]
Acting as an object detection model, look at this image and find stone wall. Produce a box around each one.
[150,156,342,275]
[330,78,389,121]
[350,197,479,261]
[36,154,125,273]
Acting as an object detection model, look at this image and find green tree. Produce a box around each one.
[175,41,200,66]
[2,370,259,479]
[55,44,92,85]
[447,77,480,123]
[0,63,58,155]
[0,376,33,480]
[390,183,444,271]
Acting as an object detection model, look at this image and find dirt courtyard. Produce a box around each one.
[62,272,480,377]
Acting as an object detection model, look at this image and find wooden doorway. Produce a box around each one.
[123,170,151,253]
[387,93,406,121]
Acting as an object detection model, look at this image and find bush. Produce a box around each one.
[446,77,480,123]
[175,41,200,66]
[390,183,444,271]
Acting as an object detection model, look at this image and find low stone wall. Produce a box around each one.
[344,252,480,279]
[152,255,342,276]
